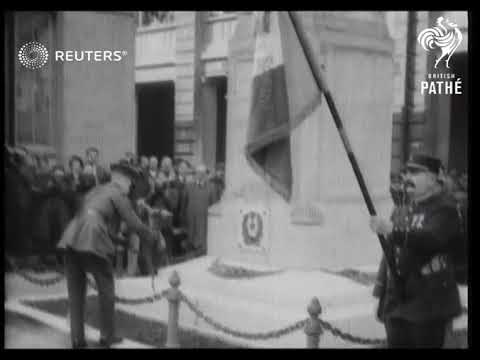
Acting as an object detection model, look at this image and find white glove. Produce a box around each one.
[152,230,166,251]
[160,209,172,217]
[369,216,393,236]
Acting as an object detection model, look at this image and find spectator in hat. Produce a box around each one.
[136,183,174,273]
[209,162,225,201]
[121,156,155,275]
[157,156,176,186]
[139,155,149,172]
[65,155,96,216]
[68,155,95,193]
[58,161,165,348]
[149,156,159,176]
[370,154,462,348]
[85,147,110,185]
[182,164,219,257]
[124,152,137,167]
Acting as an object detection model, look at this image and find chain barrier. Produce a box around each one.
[181,290,467,346]
[85,274,167,305]
[6,256,65,287]
[317,319,386,346]
[7,255,468,346]
[6,255,166,305]
[179,291,307,340]
[180,291,387,345]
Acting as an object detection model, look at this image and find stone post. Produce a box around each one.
[305,297,323,348]
[165,270,181,348]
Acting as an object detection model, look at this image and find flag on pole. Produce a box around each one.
[245,11,323,201]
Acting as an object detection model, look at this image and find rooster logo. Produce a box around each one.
[417,17,463,69]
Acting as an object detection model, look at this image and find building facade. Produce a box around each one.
[134,11,236,170]
[5,11,136,165]
[5,11,468,174]
[386,11,468,173]
[133,11,468,174]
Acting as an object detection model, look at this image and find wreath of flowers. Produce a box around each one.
[208,258,283,279]
[241,211,263,246]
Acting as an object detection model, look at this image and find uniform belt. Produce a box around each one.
[420,254,448,276]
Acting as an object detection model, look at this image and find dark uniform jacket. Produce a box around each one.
[183,180,218,249]
[58,182,155,262]
[373,190,462,323]
[34,175,73,252]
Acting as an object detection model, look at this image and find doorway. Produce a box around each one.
[136,81,174,161]
[448,53,468,173]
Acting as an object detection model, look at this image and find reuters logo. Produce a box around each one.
[18,42,49,70]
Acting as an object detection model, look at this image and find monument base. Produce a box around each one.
[208,194,393,271]
[4,258,467,348]
[115,255,386,348]
[113,256,467,348]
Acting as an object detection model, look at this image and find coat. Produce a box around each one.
[183,181,218,250]
[5,161,35,255]
[33,178,73,253]
[85,163,111,186]
[58,182,156,262]
[373,190,462,323]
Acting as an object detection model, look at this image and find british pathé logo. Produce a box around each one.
[18,42,49,70]
[421,73,462,95]
[417,16,462,69]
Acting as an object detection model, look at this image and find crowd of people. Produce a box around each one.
[5,144,468,348]
[5,145,225,276]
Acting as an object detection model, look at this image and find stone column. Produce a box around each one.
[200,79,218,171]
[209,12,395,270]
[173,11,204,165]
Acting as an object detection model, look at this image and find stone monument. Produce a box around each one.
[208,12,395,270]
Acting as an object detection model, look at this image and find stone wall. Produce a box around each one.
[58,11,136,165]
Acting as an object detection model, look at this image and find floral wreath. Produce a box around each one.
[208,258,283,279]
[241,211,263,246]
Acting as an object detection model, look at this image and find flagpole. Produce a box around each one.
[287,11,402,294]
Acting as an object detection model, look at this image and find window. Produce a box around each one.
[137,11,175,28]
[209,11,236,17]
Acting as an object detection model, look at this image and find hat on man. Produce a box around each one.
[85,146,99,155]
[68,155,84,169]
[406,154,443,175]
[51,165,66,177]
[110,161,140,181]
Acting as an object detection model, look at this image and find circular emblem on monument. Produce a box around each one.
[18,42,49,70]
[241,211,263,246]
